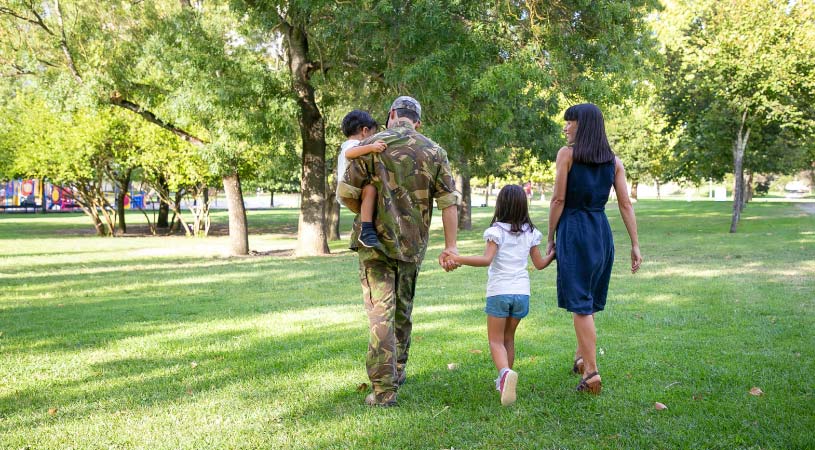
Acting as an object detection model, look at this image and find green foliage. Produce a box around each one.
[657,0,815,181]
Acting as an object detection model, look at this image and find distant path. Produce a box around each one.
[796,202,815,215]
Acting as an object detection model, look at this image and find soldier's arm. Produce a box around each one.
[338,158,367,213]
[433,149,462,270]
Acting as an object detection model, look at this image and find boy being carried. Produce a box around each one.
[338,110,387,248]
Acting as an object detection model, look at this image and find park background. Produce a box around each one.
[1,0,813,449]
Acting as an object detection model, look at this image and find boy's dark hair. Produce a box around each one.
[394,108,420,123]
[564,103,615,164]
[341,110,378,137]
[491,184,535,233]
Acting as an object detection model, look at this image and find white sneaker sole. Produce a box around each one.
[501,370,518,406]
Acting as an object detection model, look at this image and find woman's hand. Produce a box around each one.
[630,245,642,274]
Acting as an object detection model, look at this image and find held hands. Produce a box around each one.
[630,245,643,274]
[438,247,460,272]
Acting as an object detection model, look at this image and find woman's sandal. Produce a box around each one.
[572,356,584,375]
[576,371,602,395]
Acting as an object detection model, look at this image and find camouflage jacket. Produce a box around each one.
[338,121,461,263]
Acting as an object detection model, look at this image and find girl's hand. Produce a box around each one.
[546,240,555,257]
[630,245,642,273]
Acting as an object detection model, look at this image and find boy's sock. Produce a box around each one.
[358,222,380,248]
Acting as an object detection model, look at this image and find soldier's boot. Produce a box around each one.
[365,391,397,407]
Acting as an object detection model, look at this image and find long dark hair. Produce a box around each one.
[564,103,615,164]
[491,185,535,233]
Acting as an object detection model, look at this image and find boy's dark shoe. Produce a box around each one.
[358,222,380,248]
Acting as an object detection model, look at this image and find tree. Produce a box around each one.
[657,0,815,231]
[4,90,120,235]
[0,1,292,254]
[606,95,675,199]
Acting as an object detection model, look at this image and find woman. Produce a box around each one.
[547,103,642,394]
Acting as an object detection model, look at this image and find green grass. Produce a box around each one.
[1,200,813,449]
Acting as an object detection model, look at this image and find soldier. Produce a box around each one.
[338,96,461,407]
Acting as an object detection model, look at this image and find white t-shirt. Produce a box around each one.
[484,222,543,297]
[336,139,360,203]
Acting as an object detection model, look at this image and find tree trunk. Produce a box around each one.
[656,180,661,199]
[630,180,639,200]
[327,165,341,240]
[283,20,329,256]
[157,175,170,228]
[115,170,132,235]
[456,172,472,231]
[729,112,751,233]
[744,171,754,207]
[270,190,275,207]
[223,172,249,255]
[484,175,491,207]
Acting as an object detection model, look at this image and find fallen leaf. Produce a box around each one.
[634,314,643,320]
[185,389,193,395]
[190,361,198,369]
[693,393,704,401]
[413,336,423,342]
[626,373,632,379]
[447,363,459,371]
[48,408,58,415]
[749,387,764,396]
[57,304,64,307]
[654,402,667,410]
[468,349,482,354]
[355,383,369,392]
[795,352,801,358]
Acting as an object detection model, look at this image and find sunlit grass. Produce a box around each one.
[0,200,813,449]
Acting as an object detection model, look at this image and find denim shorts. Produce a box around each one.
[485,294,530,319]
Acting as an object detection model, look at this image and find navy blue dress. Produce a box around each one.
[556,161,615,314]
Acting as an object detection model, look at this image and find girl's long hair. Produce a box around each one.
[491,184,535,233]
[564,103,615,164]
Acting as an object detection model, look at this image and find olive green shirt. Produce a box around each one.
[338,121,461,263]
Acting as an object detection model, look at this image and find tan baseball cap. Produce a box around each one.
[390,96,421,119]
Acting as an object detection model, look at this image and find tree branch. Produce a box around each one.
[0,5,54,35]
[53,0,82,83]
[110,93,207,147]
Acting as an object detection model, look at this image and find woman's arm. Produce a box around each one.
[613,157,643,273]
[345,140,387,159]
[447,240,498,267]
[547,146,572,254]
[530,245,555,270]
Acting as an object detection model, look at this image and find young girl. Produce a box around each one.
[338,110,387,247]
[445,184,555,406]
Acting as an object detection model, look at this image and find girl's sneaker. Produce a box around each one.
[497,369,518,406]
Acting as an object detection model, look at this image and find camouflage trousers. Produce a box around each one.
[358,247,419,396]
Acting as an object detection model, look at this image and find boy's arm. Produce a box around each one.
[447,241,498,267]
[530,246,555,270]
[345,141,387,159]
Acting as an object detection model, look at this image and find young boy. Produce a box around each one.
[338,110,387,247]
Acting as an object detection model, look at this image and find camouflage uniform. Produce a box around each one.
[338,116,460,404]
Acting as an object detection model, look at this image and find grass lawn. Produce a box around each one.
[0,200,813,449]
